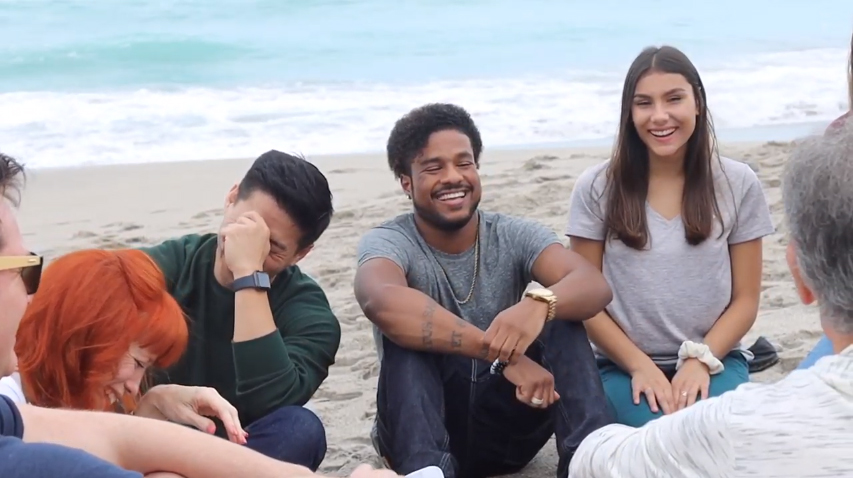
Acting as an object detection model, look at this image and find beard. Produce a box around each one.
[413,197,480,232]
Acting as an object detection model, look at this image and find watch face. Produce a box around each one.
[528,288,554,299]
[254,272,271,288]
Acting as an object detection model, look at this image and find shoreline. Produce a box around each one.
[17,118,832,173]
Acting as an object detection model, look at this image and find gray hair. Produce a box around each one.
[783,121,853,334]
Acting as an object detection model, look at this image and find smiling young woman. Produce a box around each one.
[565,45,775,428]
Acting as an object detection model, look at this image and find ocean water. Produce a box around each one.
[1,0,852,169]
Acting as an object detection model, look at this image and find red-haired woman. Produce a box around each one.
[0,248,247,443]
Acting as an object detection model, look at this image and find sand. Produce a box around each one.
[15,140,823,477]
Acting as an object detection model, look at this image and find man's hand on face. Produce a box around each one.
[221,211,271,278]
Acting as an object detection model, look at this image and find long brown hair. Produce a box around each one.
[601,45,723,250]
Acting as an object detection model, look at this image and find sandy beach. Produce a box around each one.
[16,140,822,477]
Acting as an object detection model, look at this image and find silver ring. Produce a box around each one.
[681,391,688,397]
[531,397,544,405]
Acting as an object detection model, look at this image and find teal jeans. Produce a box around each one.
[598,351,749,428]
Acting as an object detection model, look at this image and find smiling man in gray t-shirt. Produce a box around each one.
[354,103,614,478]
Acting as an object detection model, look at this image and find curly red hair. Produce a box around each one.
[15,249,188,411]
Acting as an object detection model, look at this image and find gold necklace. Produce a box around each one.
[435,226,480,305]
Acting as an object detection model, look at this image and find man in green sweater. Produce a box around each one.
[142,150,341,472]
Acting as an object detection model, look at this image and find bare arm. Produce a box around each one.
[530,243,612,321]
[18,404,316,478]
[355,258,489,360]
[569,237,654,373]
[703,239,763,358]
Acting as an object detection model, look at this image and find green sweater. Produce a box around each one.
[142,233,341,426]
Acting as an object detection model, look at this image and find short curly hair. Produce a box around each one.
[386,103,483,179]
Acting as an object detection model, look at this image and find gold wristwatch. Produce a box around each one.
[524,288,557,322]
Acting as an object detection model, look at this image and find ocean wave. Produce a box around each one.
[0,37,256,90]
[0,47,848,169]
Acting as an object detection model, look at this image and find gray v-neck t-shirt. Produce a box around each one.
[566,157,775,366]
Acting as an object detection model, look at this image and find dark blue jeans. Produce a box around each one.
[373,319,613,478]
[243,405,327,471]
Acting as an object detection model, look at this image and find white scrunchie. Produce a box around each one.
[676,341,725,375]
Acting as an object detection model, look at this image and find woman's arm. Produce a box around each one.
[18,404,315,478]
[134,384,246,443]
[569,237,655,373]
[702,239,763,358]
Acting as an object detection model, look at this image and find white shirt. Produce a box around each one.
[0,373,26,404]
[569,346,853,478]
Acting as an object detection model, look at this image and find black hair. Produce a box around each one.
[386,103,483,178]
[0,153,25,250]
[603,45,723,250]
[237,150,333,249]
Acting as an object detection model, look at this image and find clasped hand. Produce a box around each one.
[503,355,560,409]
[483,299,548,363]
[136,384,248,444]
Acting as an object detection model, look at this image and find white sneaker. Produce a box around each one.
[405,466,444,478]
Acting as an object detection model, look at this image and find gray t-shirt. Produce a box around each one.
[357,210,561,360]
[566,157,775,365]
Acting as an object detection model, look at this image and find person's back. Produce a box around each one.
[723,354,852,476]
[0,437,141,477]
[568,350,853,477]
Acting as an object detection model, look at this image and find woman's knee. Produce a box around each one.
[610,396,664,427]
[599,366,663,428]
[708,352,750,397]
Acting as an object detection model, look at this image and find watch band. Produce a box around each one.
[524,289,557,322]
[489,359,509,376]
[231,271,271,291]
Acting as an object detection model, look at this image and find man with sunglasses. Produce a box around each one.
[0,153,399,478]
